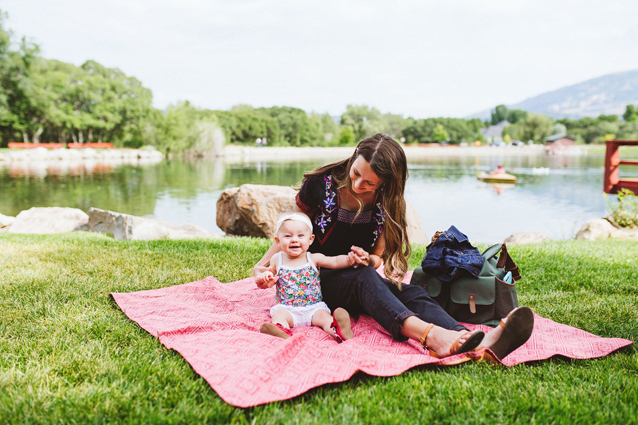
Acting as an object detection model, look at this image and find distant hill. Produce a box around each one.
[468,69,638,120]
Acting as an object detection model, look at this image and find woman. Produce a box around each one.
[255,133,533,359]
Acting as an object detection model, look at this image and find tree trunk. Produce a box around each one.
[22,131,29,144]
[88,128,93,142]
[79,131,83,144]
[33,126,43,144]
[71,132,78,144]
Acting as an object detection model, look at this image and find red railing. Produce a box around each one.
[7,143,64,149]
[604,140,638,194]
[67,143,114,149]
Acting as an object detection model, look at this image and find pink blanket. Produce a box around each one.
[111,274,632,408]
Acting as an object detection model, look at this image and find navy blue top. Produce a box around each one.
[295,172,385,257]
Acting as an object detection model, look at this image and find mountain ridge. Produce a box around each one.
[467,69,638,120]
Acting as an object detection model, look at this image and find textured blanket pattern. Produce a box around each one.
[111,274,633,408]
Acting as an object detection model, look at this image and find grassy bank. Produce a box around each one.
[0,233,636,424]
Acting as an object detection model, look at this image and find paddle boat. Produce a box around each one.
[476,172,517,184]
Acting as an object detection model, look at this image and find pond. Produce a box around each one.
[2,148,637,243]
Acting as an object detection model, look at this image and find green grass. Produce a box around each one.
[1,233,636,424]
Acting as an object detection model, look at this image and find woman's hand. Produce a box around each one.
[350,245,371,268]
[255,270,277,288]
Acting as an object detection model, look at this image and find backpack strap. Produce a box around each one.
[496,244,521,281]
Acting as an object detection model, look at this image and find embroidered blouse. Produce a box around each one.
[295,171,385,257]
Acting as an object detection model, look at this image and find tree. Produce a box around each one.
[506,113,553,143]
[623,105,638,122]
[338,126,355,146]
[491,105,508,125]
[432,123,448,142]
[340,104,381,140]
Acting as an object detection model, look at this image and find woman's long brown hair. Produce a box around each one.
[302,134,410,288]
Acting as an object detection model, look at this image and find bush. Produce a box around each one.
[607,188,638,228]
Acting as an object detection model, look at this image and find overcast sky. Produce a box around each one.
[2,0,638,118]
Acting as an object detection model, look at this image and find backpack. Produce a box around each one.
[410,243,520,327]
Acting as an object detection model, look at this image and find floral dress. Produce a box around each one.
[275,252,323,307]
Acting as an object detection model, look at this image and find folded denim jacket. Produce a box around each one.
[421,225,484,282]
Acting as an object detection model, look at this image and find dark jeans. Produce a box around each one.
[320,267,467,341]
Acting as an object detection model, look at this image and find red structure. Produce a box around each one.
[8,143,63,149]
[603,140,638,194]
[67,143,114,149]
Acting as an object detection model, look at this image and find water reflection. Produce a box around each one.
[1,151,638,243]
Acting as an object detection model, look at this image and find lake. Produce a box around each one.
[2,147,637,243]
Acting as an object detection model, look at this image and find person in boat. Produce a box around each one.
[491,164,506,175]
[254,134,534,359]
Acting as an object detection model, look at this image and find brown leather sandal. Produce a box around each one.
[486,306,534,360]
[420,323,484,358]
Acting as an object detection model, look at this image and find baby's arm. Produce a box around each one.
[310,251,356,270]
[255,255,278,288]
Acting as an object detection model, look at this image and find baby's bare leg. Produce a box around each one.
[260,309,295,339]
[311,309,336,336]
[271,309,294,329]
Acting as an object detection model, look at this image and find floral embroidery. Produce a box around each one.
[372,202,385,244]
[275,263,322,307]
[315,174,337,234]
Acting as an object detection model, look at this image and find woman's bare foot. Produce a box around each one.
[422,326,483,356]
[474,307,535,360]
[476,320,505,350]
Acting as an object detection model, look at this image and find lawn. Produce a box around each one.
[0,232,636,424]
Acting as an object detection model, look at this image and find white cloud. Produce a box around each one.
[3,0,637,117]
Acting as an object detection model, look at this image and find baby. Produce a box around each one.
[255,212,358,342]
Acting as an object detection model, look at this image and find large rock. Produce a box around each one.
[575,218,638,241]
[216,184,430,243]
[9,207,88,234]
[405,201,429,245]
[0,212,15,228]
[217,185,297,239]
[503,231,550,245]
[86,207,221,241]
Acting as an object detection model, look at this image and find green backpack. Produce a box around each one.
[410,243,520,327]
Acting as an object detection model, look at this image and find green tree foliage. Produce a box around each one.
[432,123,449,142]
[623,104,638,122]
[337,126,355,146]
[339,105,410,142]
[503,113,553,143]
[401,117,481,144]
[491,104,528,125]
[491,105,508,125]
[555,112,638,144]
[0,11,155,148]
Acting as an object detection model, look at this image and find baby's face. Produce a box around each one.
[276,220,314,258]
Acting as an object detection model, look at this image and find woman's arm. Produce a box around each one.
[350,233,386,269]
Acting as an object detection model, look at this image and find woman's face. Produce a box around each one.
[349,156,383,194]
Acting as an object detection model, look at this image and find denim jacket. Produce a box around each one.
[421,225,484,282]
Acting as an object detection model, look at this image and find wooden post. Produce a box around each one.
[604,141,620,193]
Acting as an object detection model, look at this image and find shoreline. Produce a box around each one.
[222,144,565,164]
[1,144,592,165]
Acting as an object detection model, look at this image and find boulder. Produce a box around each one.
[0,212,15,228]
[503,231,550,245]
[573,218,634,241]
[86,207,221,241]
[216,184,430,243]
[217,185,297,239]
[9,207,88,234]
[405,200,429,245]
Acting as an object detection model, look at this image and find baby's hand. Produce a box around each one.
[255,271,277,288]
